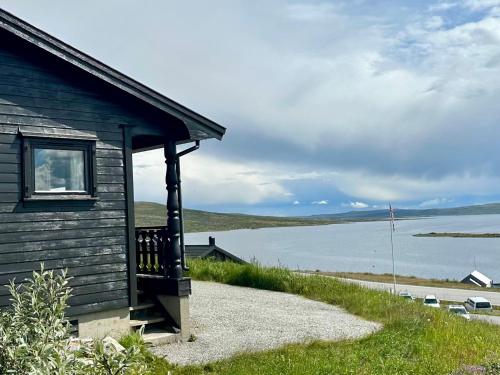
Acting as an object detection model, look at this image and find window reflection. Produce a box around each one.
[34,148,85,192]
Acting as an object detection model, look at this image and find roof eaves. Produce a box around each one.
[0,8,226,140]
[213,246,246,264]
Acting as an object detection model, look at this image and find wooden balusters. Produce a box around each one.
[135,227,168,275]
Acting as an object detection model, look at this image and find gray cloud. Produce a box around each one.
[3,0,500,210]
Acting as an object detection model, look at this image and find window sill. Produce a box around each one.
[24,195,99,202]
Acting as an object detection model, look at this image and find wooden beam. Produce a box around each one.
[123,126,137,306]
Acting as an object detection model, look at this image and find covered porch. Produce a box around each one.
[123,109,225,342]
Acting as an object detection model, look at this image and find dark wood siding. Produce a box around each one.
[0,42,142,316]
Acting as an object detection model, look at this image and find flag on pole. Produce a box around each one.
[389,204,395,232]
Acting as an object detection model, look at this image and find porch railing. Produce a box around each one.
[135,226,169,276]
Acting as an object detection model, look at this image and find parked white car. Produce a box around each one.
[447,305,470,320]
[423,295,440,308]
[399,291,415,301]
[464,297,493,313]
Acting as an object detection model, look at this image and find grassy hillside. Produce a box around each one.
[140,260,500,374]
[135,202,340,233]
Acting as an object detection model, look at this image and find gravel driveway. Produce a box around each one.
[153,281,381,365]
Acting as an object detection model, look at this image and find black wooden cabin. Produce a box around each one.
[0,9,225,339]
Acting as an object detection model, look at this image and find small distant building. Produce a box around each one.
[461,270,493,288]
[186,237,246,264]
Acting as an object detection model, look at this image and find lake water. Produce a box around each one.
[185,214,500,282]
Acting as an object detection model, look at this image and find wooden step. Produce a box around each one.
[129,316,165,327]
[142,328,180,346]
[129,303,156,312]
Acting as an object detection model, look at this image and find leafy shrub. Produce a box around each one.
[0,265,147,374]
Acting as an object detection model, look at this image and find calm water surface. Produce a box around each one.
[185,214,500,281]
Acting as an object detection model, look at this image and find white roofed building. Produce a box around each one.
[461,270,493,288]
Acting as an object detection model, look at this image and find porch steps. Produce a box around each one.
[129,303,155,312]
[129,292,180,345]
[130,316,166,327]
[142,327,180,346]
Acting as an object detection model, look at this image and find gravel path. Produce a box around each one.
[154,281,381,365]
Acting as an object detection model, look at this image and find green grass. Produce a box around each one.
[135,201,340,232]
[141,260,500,375]
[310,271,500,293]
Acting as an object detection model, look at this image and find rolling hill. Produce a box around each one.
[135,202,341,233]
[135,201,500,233]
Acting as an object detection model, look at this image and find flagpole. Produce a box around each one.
[390,220,396,294]
[389,204,397,295]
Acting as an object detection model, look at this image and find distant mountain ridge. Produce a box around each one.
[309,203,500,221]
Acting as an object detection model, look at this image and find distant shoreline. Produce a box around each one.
[414,232,500,238]
[306,270,500,293]
[136,201,500,234]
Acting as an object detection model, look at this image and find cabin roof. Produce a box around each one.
[0,8,226,141]
[461,270,492,287]
[470,270,492,284]
[185,244,246,264]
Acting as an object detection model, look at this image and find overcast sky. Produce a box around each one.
[2,0,500,215]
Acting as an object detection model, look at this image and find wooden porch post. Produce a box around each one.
[164,140,183,279]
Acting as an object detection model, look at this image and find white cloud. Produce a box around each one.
[9,1,500,211]
[286,3,341,21]
[312,200,329,205]
[122,3,500,210]
[428,2,459,12]
[293,200,300,205]
[425,16,444,30]
[419,198,454,207]
[463,0,500,11]
[332,169,500,202]
[350,201,369,209]
[133,150,291,206]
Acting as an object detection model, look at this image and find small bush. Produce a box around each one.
[0,265,148,374]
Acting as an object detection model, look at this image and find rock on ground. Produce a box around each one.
[153,280,382,365]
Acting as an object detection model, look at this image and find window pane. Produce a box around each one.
[34,148,85,192]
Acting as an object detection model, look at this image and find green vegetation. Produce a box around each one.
[0,266,147,374]
[144,260,500,374]
[135,202,340,232]
[414,232,500,238]
[311,271,500,293]
[119,331,170,374]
